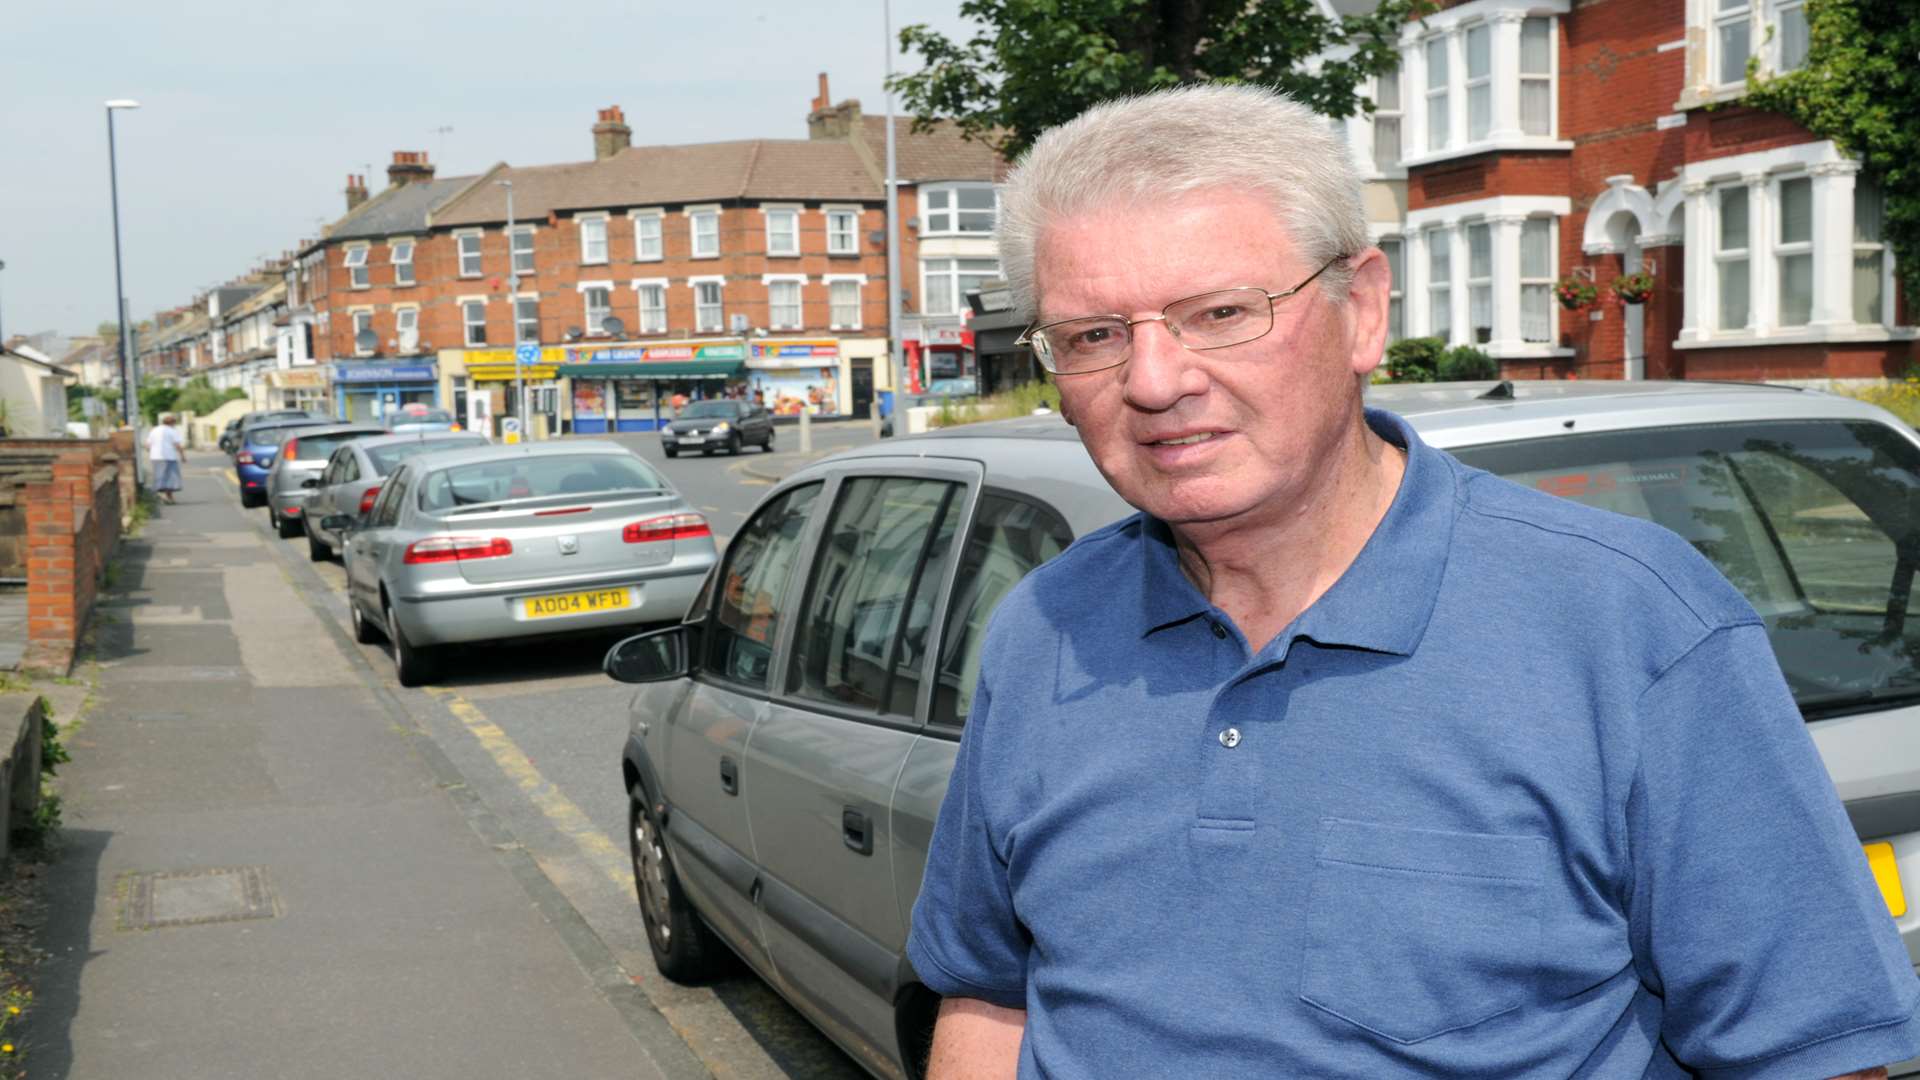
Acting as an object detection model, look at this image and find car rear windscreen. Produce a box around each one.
[1452,420,1920,720]
[680,401,739,419]
[418,453,666,510]
[368,438,482,475]
[393,409,455,425]
[283,432,377,462]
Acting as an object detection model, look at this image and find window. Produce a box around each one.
[583,286,612,335]
[768,279,802,330]
[705,483,821,690]
[827,209,859,254]
[1520,18,1553,137]
[370,465,412,528]
[923,258,1001,317]
[633,213,662,261]
[352,310,374,355]
[932,494,1075,726]
[396,307,419,352]
[1776,176,1813,327]
[515,297,539,343]
[1467,222,1493,344]
[1716,0,1751,85]
[691,210,719,258]
[1373,65,1402,170]
[924,185,996,234]
[1776,0,1808,71]
[1381,238,1405,341]
[1465,24,1492,143]
[1520,218,1555,343]
[510,228,535,275]
[1855,180,1888,325]
[345,246,370,289]
[694,281,723,332]
[636,283,666,333]
[789,477,960,717]
[579,216,608,264]
[829,279,862,329]
[1717,186,1752,331]
[390,240,414,287]
[463,300,488,346]
[458,233,483,277]
[1427,229,1452,342]
[765,208,799,256]
[1425,37,1450,152]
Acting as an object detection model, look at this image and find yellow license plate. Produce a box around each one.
[1865,842,1907,918]
[523,588,630,619]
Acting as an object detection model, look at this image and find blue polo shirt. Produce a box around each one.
[906,408,1920,1078]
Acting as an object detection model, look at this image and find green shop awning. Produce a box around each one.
[555,360,745,380]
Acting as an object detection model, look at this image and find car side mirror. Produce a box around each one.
[319,514,356,534]
[604,626,688,684]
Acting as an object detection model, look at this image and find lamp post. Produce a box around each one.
[883,0,909,434]
[106,98,141,484]
[0,259,8,344]
[497,179,526,438]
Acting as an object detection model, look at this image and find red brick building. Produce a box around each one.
[1332,0,1911,382]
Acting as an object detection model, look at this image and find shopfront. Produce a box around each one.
[266,367,331,415]
[331,360,440,423]
[462,347,563,437]
[746,339,844,417]
[559,341,747,433]
[902,324,975,394]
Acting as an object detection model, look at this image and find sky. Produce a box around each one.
[1,0,981,342]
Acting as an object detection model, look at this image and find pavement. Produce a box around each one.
[0,587,24,671]
[30,456,712,1080]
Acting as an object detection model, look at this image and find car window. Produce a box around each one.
[932,493,1075,728]
[321,449,345,486]
[341,452,361,484]
[366,436,484,475]
[681,401,740,419]
[1452,420,1920,720]
[284,431,379,464]
[417,453,664,510]
[372,466,412,528]
[705,483,822,691]
[788,477,961,718]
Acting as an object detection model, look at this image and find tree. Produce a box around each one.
[1744,0,1920,302]
[137,384,179,425]
[889,0,1430,160]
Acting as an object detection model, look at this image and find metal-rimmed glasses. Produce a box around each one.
[1017,255,1347,375]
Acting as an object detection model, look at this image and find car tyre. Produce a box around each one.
[306,528,331,562]
[386,600,438,687]
[664,446,678,459]
[727,433,742,456]
[276,510,302,539]
[350,599,382,644]
[700,446,715,457]
[762,429,775,453]
[240,487,264,509]
[630,791,728,982]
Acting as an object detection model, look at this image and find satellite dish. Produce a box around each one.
[354,329,378,353]
[601,316,626,338]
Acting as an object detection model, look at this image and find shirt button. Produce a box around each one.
[1218,727,1241,749]
[1211,622,1228,639]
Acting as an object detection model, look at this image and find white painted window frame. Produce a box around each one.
[1373,66,1403,172]
[389,238,415,287]
[631,278,669,334]
[510,226,536,275]
[763,205,801,257]
[690,275,725,332]
[686,205,721,259]
[629,210,663,262]
[577,279,615,335]
[460,297,489,347]
[578,213,610,266]
[919,256,1002,318]
[919,183,998,237]
[825,206,861,255]
[1715,183,1756,333]
[825,273,867,330]
[1854,180,1892,327]
[1405,194,1574,358]
[1397,1,1571,167]
[762,273,807,330]
[344,244,370,290]
[456,230,484,279]
[394,305,420,352]
[1463,22,1493,143]
[1466,220,1494,344]
[1519,217,1556,344]
[350,308,375,355]
[514,293,540,344]
[1712,0,1753,88]
[1774,173,1815,328]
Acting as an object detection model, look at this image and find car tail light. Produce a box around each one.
[535,506,592,517]
[283,439,299,460]
[237,452,255,465]
[623,513,711,543]
[403,536,513,564]
[358,486,381,514]
[284,505,301,516]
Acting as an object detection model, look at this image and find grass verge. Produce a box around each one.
[929,381,1062,429]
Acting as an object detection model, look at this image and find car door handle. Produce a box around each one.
[842,807,873,856]
[719,755,738,796]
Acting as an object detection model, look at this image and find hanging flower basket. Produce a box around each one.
[1611,270,1656,305]
[1554,277,1598,310]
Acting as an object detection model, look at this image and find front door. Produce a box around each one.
[850,361,874,419]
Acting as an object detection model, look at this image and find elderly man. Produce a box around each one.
[905,85,1919,1079]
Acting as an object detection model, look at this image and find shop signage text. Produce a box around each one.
[332,363,435,383]
[568,343,747,363]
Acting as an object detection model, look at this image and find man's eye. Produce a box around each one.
[1199,305,1248,322]
[1069,326,1117,349]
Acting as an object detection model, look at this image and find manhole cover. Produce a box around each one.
[119,866,280,930]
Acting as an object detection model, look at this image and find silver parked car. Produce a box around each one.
[263,423,388,538]
[331,440,717,687]
[609,380,1920,1080]
[302,432,488,562]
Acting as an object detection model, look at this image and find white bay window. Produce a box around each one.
[1428,229,1453,342]
[1407,196,1569,356]
[1776,176,1813,327]
[1399,5,1564,163]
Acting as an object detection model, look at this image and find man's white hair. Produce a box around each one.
[997,84,1369,318]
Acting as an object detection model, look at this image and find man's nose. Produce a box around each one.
[1121,319,1206,410]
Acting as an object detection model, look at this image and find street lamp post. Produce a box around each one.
[497,179,525,438]
[0,259,8,344]
[883,0,906,434]
[106,98,141,485]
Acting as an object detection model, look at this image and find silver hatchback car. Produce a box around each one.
[302,432,488,562]
[264,423,388,538]
[332,440,717,687]
[609,380,1920,1080]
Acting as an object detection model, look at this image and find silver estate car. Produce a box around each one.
[263,423,387,538]
[609,380,1920,1080]
[331,440,717,687]
[302,432,488,562]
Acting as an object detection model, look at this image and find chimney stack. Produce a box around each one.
[387,150,435,188]
[807,85,863,142]
[345,174,369,211]
[593,106,632,161]
[812,73,831,113]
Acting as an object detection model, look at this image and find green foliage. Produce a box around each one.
[1554,277,1598,309]
[927,378,1061,427]
[1610,271,1656,303]
[172,376,244,418]
[1438,344,1498,381]
[1744,0,1920,301]
[39,709,69,778]
[889,0,1432,160]
[1382,336,1445,383]
[136,384,179,425]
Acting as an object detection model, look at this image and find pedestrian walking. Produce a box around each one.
[906,85,1920,1080]
[147,413,184,504]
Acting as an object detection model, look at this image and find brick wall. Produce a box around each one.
[20,447,122,675]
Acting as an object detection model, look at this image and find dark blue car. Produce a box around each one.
[235,418,332,508]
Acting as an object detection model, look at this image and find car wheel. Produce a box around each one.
[663,446,678,459]
[306,529,330,562]
[630,791,727,982]
[240,487,264,509]
[762,429,775,453]
[386,600,438,687]
[276,511,302,539]
[700,446,714,457]
[727,433,742,455]
[350,599,382,644]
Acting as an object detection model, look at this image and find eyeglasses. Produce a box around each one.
[1018,256,1347,375]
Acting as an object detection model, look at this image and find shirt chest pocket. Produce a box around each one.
[1299,819,1549,1044]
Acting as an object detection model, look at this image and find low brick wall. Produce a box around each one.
[20,447,122,675]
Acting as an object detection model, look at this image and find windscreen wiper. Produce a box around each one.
[1798,685,1920,720]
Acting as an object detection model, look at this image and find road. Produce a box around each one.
[231,418,886,1080]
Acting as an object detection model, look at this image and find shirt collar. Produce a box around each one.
[1137,407,1458,658]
